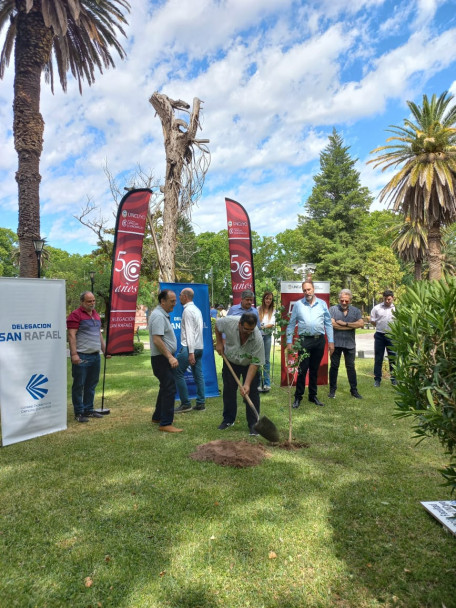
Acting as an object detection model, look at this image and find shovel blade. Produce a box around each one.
[254,416,280,443]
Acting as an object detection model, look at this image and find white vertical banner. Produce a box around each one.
[0,278,67,446]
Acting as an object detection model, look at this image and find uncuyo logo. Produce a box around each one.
[26,374,49,400]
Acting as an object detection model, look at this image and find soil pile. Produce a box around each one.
[189,439,270,468]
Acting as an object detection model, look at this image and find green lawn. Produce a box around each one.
[1,349,455,608]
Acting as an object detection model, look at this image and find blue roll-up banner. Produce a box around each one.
[159,283,220,400]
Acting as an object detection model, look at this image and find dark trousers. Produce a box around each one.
[222,360,260,428]
[374,332,396,382]
[151,355,175,427]
[294,335,325,401]
[329,347,357,392]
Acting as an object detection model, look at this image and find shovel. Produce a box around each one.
[222,353,280,443]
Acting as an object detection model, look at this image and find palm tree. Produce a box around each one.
[369,92,456,280]
[391,218,428,280]
[0,0,130,277]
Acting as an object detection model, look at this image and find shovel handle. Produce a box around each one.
[221,353,260,422]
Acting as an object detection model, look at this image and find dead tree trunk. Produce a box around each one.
[149,92,206,282]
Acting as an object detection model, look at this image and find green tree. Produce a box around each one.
[0,227,18,276]
[297,129,373,302]
[43,246,93,311]
[193,231,231,306]
[391,218,428,280]
[0,0,130,277]
[369,91,456,280]
[361,246,404,307]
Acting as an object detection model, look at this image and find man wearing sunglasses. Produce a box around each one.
[328,289,364,399]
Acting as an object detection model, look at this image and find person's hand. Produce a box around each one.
[189,353,196,366]
[240,383,250,397]
[328,342,335,355]
[71,353,81,365]
[105,354,112,359]
[169,356,178,369]
[215,342,224,356]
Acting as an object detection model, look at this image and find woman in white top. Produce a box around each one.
[258,291,275,391]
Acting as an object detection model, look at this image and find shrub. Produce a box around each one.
[390,277,456,493]
[133,341,145,355]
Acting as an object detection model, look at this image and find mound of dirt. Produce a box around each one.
[189,439,270,468]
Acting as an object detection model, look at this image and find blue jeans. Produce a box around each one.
[71,352,100,415]
[174,347,205,406]
[374,332,396,382]
[261,334,272,387]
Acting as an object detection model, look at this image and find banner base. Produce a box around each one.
[95,409,111,415]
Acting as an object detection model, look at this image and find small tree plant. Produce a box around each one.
[390,278,456,493]
[274,306,308,444]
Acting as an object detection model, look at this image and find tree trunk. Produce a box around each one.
[427,220,443,280]
[149,93,202,282]
[14,6,53,277]
[414,259,422,280]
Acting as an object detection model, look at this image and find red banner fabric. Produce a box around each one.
[106,189,152,355]
[225,197,255,305]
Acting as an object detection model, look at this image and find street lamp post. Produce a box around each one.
[89,270,95,293]
[365,276,369,316]
[32,238,45,278]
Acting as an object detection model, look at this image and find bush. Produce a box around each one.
[390,278,456,493]
[133,341,145,355]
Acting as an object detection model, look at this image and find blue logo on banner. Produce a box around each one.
[26,374,49,400]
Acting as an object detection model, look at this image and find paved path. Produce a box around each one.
[355,332,375,359]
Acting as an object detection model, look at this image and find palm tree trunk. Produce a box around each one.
[414,259,422,280]
[14,7,53,277]
[427,220,443,280]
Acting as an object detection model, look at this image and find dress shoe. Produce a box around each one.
[158,425,183,433]
[309,397,325,407]
[85,411,104,418]
[328,390,336,399]
[292,399,301,409]
[374,380,381,387]
[351,390,363,399]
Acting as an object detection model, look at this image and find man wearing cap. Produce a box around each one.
[286,281,334,408]
[227,289,260,327]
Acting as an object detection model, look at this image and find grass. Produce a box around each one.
[1,347,455,608]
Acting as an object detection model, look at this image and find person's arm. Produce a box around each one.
[334,318,364,330]
[68,328,81,364]
[214,322,225,356]
[153,334,178,368]
[323,306,335,354]
[370,306,377,327]
[240,364,259,397]
[184,309,197,365]
[99,332,111,358]
[286,303,298,351]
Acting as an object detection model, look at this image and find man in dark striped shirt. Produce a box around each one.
[329,289,364,399]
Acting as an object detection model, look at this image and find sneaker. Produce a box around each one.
[391,379,397,386]
[85,411,103,418]
[351,390,363,399]
[174,404,192,413]
[374,380,381,387]
[263,386,271,392]
[258,387,265,393]
[249,426,259,436]
[192,404,206,411]
[292,399,301,409]
[218,421,234,430]
[75,414,89,423]
[328,391,336,399]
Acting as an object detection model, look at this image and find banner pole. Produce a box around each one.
[97,353,110,415]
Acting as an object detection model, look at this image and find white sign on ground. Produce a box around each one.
[0,278,67,446]
[421,501,456,536]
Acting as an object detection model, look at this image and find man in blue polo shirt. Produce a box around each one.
[286,281,334,408]
[67,291,110,423]
[227,289,260,327]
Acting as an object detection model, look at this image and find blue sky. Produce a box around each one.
[1,0,456,254]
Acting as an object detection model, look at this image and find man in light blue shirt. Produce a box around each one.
[286,281,334,408]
